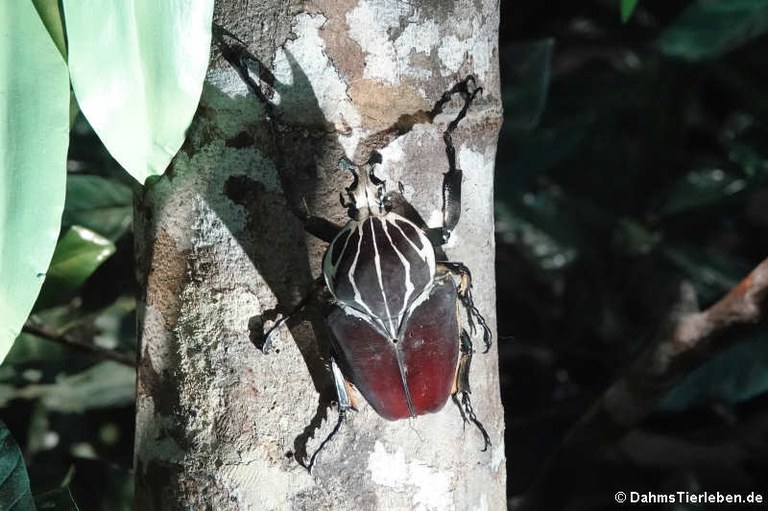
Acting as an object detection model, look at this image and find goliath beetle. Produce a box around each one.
[215,27,491,467]
[261,77,493,468]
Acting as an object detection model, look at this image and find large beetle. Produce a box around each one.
[264,77,493,467]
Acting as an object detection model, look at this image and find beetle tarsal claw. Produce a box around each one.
[262,316,287,354]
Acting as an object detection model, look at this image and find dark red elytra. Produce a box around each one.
[326,275,459,420]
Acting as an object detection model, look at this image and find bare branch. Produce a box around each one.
[22,323,136,367]
[601,256,768,430]
[519,257,768,509]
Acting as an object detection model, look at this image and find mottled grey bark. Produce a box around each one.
[134,0,505,508]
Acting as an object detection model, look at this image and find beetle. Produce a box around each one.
[260,76,493,468]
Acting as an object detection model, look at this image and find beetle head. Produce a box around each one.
[338,151,391,221]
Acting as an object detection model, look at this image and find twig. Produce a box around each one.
[519,257,768,509]
[21,324,136,367]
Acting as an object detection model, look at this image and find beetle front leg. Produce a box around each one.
[260,277,327,354]
[425,77,483,246]
[453,330,491,451]
[438,262,492,352]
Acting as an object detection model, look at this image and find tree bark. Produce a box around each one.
[133,0,505,508]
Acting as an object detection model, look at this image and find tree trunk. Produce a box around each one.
[133,0,505,508]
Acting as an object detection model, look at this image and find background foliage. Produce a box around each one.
[1,0,767,509]
[498,0,768,507]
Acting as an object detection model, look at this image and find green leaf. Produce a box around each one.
[497,113,594,194]
[62,176,133,240]
[0,2,70,363]
[621,0,639,23]
[660,168,747,215]
[63,0,215,184]
[35,227,116,310]
[496,193,580,272]
[728,141,768,179]
[0,361,135,412]
[661,334,768,411]
[500,39,554,131]
[663,245,748,303]
[31,0,67,59]
[658,0,768,61]
[35,487,80,511]
[0,424,36,511]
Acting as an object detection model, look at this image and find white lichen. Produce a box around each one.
[368,441,455,510]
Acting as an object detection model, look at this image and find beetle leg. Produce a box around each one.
[424,77,483,246]
[307,358,356,473]
[438,262,492,353]
[261,277,326,354]
[303,216,344,244]
[453,329,492,451]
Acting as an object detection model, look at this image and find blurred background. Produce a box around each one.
[3,1,768,509]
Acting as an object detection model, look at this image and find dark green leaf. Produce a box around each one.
[35,487,80,511]
[496,193,580,272]
[621,0,639,23]
[0,361,135,412]
[35,227,116,310]
[500,39,554,131]
[660,334,768,411]
[612,219,661,256]
[728,141,768,179]
[0,424,36,511]
[658,0,768,61]
[663,245,748,303]
[497,113,594,193]
[62,176,133,240]
[660,168,747,215]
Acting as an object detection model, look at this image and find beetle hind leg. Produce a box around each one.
[453,330,491,451]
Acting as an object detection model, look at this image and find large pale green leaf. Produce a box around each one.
[0,424,36,511]
[0,2,70,363]
[63,0,214,183]
[31,0,67,59]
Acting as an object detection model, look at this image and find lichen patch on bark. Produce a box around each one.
[144,227,189,327]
